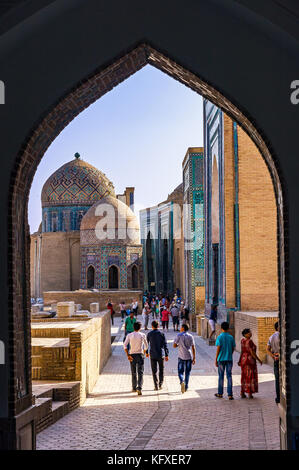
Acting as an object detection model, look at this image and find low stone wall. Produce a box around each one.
[71,311,111,403]
[43,289,143,312]
[199,311,277,363]
[196,315,205,336]
[234,311,278,363]
[31,311,111,404]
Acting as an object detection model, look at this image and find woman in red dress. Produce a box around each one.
[238,328,262,398]
[106,299,114,325]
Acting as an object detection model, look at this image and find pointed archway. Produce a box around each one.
[1,9,290,445]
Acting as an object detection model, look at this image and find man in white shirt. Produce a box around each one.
[124,322,148,395]
[132,299,138,317]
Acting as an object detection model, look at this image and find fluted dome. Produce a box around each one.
[41,157,115,207]
[80,195,140,246]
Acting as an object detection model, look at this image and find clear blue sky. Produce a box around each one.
[28,65,203,233]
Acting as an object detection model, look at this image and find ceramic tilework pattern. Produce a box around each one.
[42,205,90,232]
[183,151,204,313]
[81,245,132,289]
[41,159,115,208]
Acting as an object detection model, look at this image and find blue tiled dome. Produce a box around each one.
[41,157,115,207]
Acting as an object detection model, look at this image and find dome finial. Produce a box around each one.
[74,152,80,160]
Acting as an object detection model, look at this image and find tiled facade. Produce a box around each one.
[80,245,143,290]
[182,148,205,314]
[140,185,184,296]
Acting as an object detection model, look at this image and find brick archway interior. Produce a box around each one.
[9,44,285,420]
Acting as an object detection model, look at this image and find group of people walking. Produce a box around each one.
[142,293,189,332]
[106,298,139,326]
[122,298,280,404]
[124,319,195,395]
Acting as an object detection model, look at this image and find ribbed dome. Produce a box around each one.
[80,195,140,246]
[41,157,115,207]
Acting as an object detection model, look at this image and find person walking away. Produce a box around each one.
[170,303,180,332]
[143,302,151,330]
[238,328,262,398]
[267,321,280,404]
[151,298,157,319]
[124,311,136,352]
[107,299,114,325]
[215,322,236,400]
[155,303,160,320]
[119,301,126,322]
[124,322,148,395]
[173,324,196,393]
[161,306,170,331]
[132,299,138,317]
[146,320,169,390]
[209,304,217,339]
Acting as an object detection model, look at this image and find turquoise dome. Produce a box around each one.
[41,157,115,207]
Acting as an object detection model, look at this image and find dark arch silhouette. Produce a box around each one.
[108,265,119,289]
[132,265,138,289]
[1,2,292,444]
[87,265,95,289]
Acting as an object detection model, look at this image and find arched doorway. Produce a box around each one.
[108,265,119,289]
[87,265,95,289]
[132,265,138,289]
[2,13,291,445]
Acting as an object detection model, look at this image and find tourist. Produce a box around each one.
[238,328,262,398]
[143,302,151,330]
[173,324,196,393]
[209,304,217,339]
[119,301,126,322]
[161,306,170,331]
[146,320,169,390]
[267,321,280,404]
[159,298,164,318]
[107,299,114,325]
[181,301,189,325]
[170,303,180,332]
[132,299,138,317]
[124,321,148,395]
[124,311,137,350]
[215,322,236,400]
[155,302,160,321]
[151,298,157,319]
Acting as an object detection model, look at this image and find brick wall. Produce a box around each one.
[238,127,278,311]
[234,311,278,362]
[31,311,111,404]
[43,290,143,312]
[30,231,81,296]
[223,115,236,308]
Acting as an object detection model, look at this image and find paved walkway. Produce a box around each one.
[37,317,280,450]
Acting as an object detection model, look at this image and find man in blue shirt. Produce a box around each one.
[215,321,236,400]
[146,321,169,390]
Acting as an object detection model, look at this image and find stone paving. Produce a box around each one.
[37,317,280,450]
